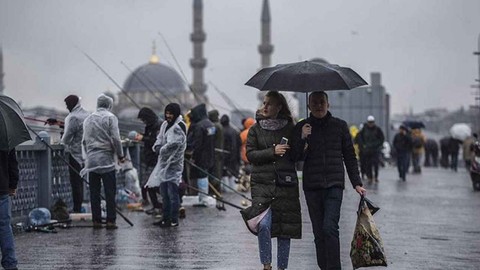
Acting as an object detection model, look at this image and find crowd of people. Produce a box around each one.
[351,118,477,182]
[2,89,477,269]
[51,90,368,269]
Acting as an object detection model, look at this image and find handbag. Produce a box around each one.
[275,169,298,187]
[259,129,298,187]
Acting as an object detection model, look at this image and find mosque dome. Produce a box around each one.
[123,56,188,96]
[309,58,329,64]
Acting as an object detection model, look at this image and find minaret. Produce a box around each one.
[257,0,274,103]
[190,0,208,103]
[0,46,4,95]
[149,40,159,64]
[259,0,273,68]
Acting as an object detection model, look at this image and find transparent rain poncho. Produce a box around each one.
[80,94,123,176]
[61,101,90,165]
[145,115,186,187]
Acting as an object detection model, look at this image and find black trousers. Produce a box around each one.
[68,155,84,213]
[89,170,116,223]
[364,152,379,179]
[305,187,343,270]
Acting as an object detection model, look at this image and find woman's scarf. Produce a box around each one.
[258,118,288,131]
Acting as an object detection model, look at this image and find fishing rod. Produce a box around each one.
[209,81,250,122]
[158,32,227,116]
[206,181,225,211]
[26,125,135,227]
[75,46,141,109]
[24,116,65,128]
[157,32,202,102]
[185,159,252,202]
[184,183,244,210]
[158,32,252,135]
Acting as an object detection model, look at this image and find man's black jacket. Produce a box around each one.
[291,112,362,190]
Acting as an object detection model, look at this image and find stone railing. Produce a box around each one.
[12,133,143,219]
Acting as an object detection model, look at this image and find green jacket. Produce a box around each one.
[240,120,301,239]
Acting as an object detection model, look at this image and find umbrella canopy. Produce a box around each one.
[245,60,368,92]
[450,123,472,141]
[0,95,32,151]
[402,121,425,129]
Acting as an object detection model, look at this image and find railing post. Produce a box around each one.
[35,131,52,208]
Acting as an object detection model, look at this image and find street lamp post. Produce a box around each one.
[473,34,480,133]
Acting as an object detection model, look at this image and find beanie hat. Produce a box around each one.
[165,103,181,120]
[220,115,230,127]
[208,110,220,122]
[64,95,79,112]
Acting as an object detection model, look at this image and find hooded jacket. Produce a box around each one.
[240,117,255,163]
[240,114,301,239]
[137,108,162,167]
[187,104,216,179]
[62,101,90,165]
[291,111,362,190]
[81,94,124,176]
[221,115,241,176]
[145,115,186,187]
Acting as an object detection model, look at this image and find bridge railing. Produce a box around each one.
[13,134,143,219]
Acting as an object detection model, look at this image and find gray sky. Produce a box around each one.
[1,0,479,117]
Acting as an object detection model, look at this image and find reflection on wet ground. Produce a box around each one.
[13,167,480,269]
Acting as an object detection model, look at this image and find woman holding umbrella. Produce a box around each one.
[241,91,301,270]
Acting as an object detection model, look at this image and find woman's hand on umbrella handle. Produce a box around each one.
[302,124,312,139]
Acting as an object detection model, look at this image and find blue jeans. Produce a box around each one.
[258,208,291,269]
[0,195,17,269]
[305,187,343,270]
[89,171,117,223]
[160,182,180,223]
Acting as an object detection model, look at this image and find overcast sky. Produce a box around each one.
[1,0,479,117]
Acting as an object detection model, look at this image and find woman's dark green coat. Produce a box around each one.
[240,121,302,239]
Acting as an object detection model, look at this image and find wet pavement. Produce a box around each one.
[13,166,480,269]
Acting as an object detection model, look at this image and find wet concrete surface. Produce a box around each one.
[13,166,480,269]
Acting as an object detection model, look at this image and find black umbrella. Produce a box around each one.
[402,121,425,129]
[245,60,368,115]
[0,95,32,150]
[246,60,367,91]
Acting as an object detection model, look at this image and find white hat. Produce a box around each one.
[367,115,375,122]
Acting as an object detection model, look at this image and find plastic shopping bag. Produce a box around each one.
[350,196,387,269]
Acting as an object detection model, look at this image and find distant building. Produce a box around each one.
[328,72,391,141]
[116,45,195,119]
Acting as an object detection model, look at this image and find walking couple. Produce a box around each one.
[241,91,366,270]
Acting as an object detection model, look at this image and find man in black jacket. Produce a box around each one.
[0,149,19,270]
[393,125,412,181]
[187,104,216,206]
[292,91,366,270]
[357,115,385,183]
[137,107,163,214]
[220,114,241,191]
